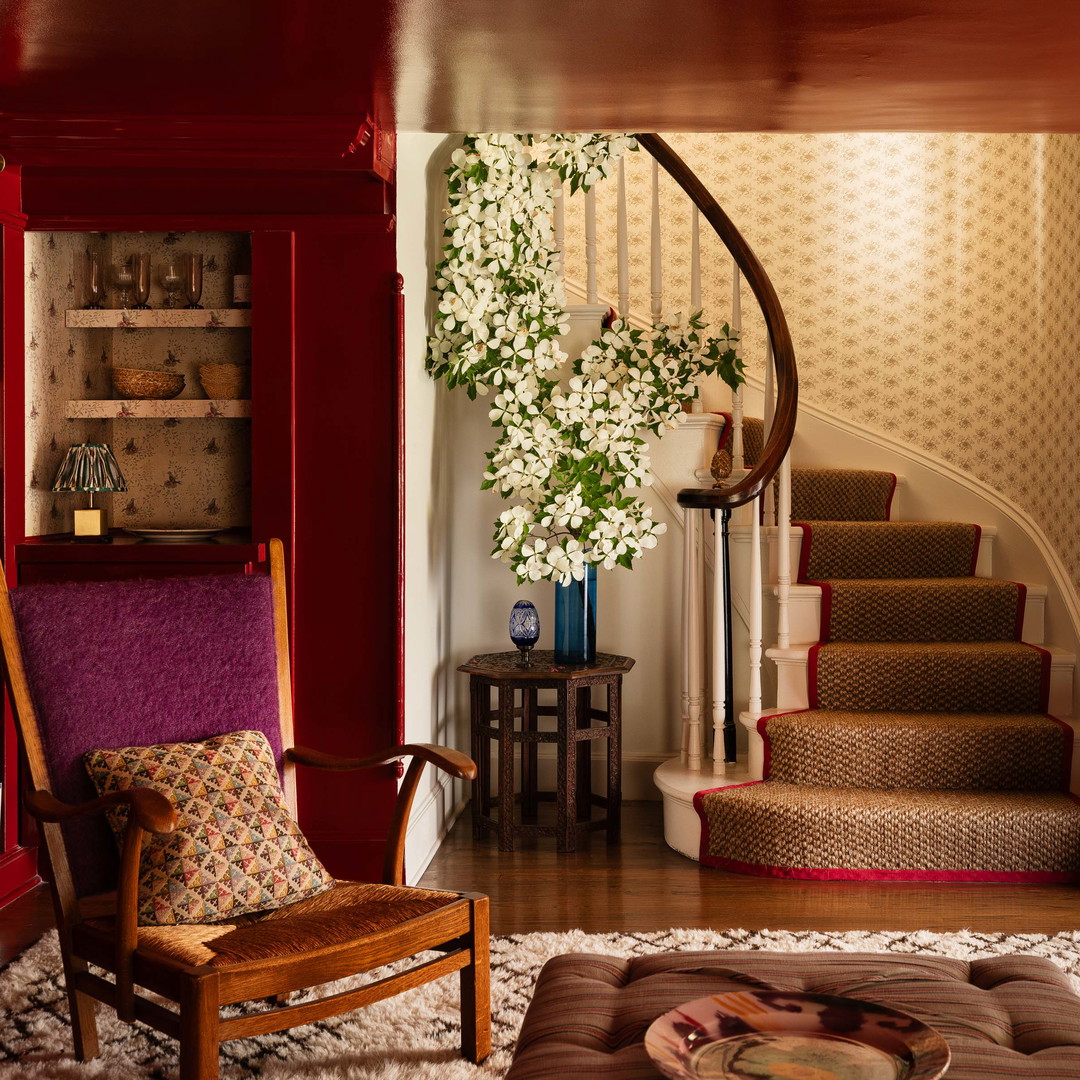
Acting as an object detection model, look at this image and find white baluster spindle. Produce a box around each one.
[584,186,598,304]
[748,493,763,716]
[763,335,776,526]
[711,508,727,776]
[680,503,692,765]
[650,156,663,323]
[617,156,630,320]
[686,510,703,771]
[690,204,703,413]
[730,259,744,471]
[552,175,565,284]
[777,451,793,649]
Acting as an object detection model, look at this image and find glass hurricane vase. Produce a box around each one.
[554,566,597,665]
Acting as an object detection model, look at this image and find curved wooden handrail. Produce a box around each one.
[635,133,798,510]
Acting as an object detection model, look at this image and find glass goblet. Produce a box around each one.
[182,252,203,309]
[84,251,105,310]
[158,259,183,308]
[131,253,151,309]
[112,259,135,309]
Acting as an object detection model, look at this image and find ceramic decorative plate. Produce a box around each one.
[123,527,229,543]
[644,990,951,1080]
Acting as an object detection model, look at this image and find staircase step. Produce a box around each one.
[697,782,1080,881]
[799,521,981,581]
[768,643,1076,717]
[753,524,997,584]
[813,641,1048,713]
[788,468,897,522]
[819,577,1025,643]
[762,710,1070,791]
[780,580,1046,645]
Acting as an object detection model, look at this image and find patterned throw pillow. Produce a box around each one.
[84,729,334,926]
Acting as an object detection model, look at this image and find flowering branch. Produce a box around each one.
[428,133,743,585]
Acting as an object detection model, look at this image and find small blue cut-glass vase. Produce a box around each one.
[554,566,597,665]
[509,599,541,665]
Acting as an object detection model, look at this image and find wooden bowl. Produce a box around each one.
[199,363,249,399]
[112,367,185,400]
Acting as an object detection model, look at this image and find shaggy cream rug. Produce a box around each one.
[4,927,1080,1078]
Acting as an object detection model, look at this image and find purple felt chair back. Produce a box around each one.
[10,573,284,897]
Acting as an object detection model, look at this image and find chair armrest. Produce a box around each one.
[25,787,176,1023]
[287,743,477,781]
[25,787,178,834]
[287,744,477,886]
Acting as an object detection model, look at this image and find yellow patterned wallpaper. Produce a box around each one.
[563,133,1080,591]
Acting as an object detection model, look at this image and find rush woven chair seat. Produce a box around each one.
[0,539,490,1079]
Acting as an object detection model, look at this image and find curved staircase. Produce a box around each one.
[692,445,1080,881]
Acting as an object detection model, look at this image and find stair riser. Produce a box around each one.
[764,527,996,581]
[778,583,1046,645]
[769,650,1074,717]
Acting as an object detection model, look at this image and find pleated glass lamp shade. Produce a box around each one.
[51,443,127,539]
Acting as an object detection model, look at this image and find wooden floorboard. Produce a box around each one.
[1,802,1077,962]
[418,802,1080,936]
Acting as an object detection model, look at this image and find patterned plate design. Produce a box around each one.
[123,527,229,543]
[645,990,951,1080]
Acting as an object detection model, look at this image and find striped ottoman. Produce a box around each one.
[507,951,1080,1079]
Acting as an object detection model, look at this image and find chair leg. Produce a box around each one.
[179,973,220,1080]
[460,895,491,1063]
[65,959,100,1061]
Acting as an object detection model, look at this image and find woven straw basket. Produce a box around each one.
[112,367,185,400]
[199,363,249,399]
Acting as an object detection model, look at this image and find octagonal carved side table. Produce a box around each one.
[458,650,634,852]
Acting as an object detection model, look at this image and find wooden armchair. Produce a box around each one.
[0,540,489,1079]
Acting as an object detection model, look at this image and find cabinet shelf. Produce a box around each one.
[65,308,252,329]
[65,399,251,419]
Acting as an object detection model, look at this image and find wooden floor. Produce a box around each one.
[2,801,1078,962]
[418,801,1080,936]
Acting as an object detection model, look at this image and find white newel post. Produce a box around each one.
[680,503,692,764]
[731,260,744,471]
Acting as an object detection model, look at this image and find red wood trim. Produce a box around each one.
[395,273,406,751]
[24,213,393,233]
[807,580,833,642]
[0,847,39,906]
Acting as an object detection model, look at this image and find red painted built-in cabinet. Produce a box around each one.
[0,138,405,904]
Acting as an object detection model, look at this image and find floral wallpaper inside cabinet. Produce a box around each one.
[24,231,251,537]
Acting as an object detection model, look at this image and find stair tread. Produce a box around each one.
[697,781,1080,878]
[760,709,1069,792]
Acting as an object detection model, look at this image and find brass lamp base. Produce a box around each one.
[72,508,112,542]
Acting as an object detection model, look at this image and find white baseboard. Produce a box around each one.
[404,771,470,885]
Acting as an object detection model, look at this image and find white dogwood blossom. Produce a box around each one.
[428,134,744,585]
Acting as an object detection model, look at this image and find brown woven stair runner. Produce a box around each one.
[798,521,980,580]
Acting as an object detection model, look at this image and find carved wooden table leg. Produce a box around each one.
[576,684,592,824]
[470,678,486,840]
[557,682,577,852]
[497,684,515,852]
[606,677,622,844]
[522,687,538,821]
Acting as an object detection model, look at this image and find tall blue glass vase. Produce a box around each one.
[554,566,597,664]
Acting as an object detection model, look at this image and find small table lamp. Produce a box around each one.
[51,442,128,542]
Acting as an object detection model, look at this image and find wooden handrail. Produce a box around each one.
[634,133,798,509]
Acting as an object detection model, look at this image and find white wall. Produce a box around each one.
[399,132,469,882]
